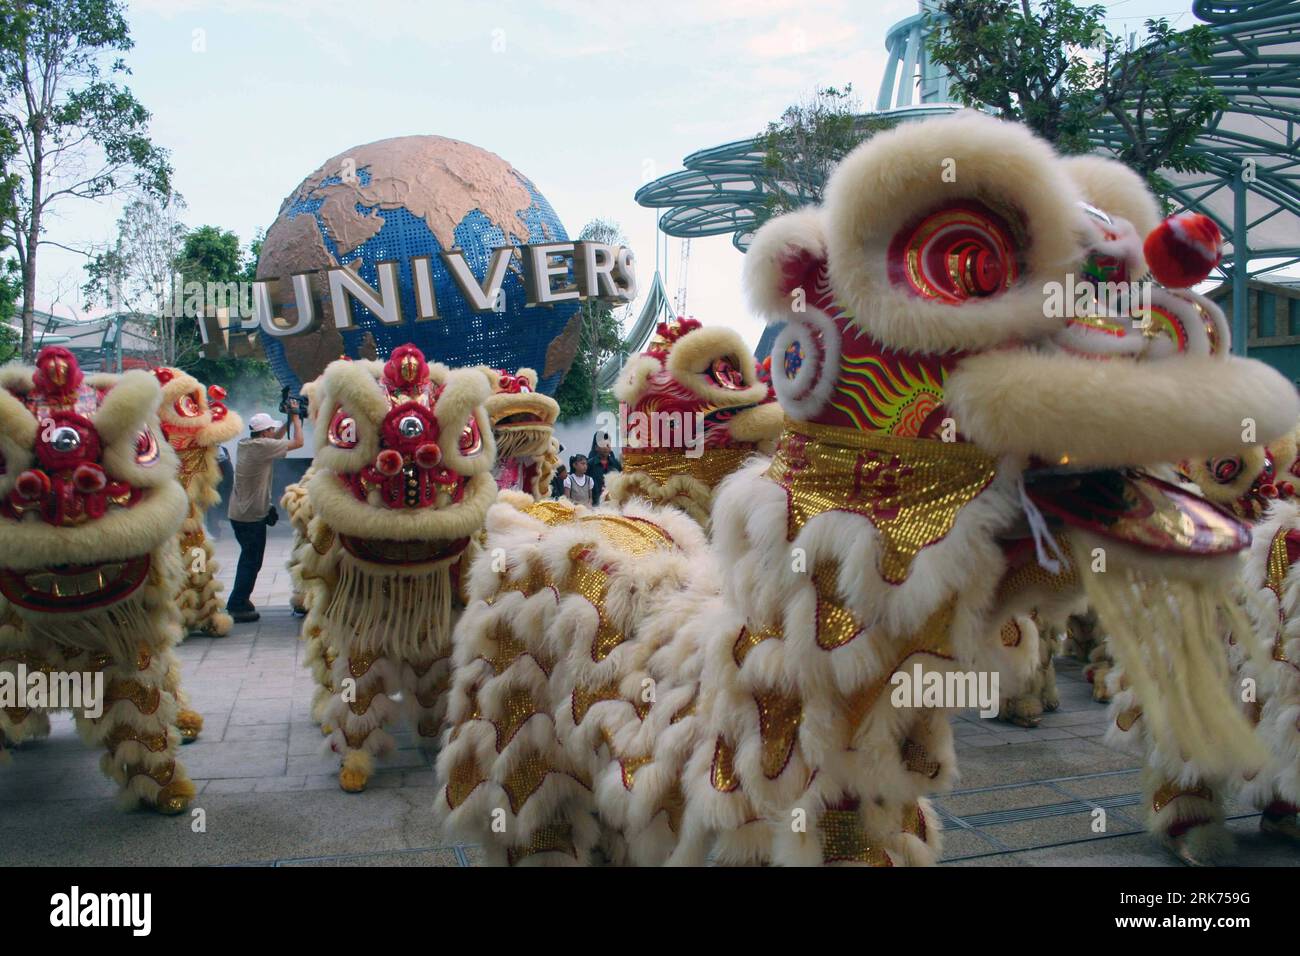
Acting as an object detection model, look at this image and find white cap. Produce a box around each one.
[248,413,277,433]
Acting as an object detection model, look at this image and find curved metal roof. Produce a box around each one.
[636,1,1300,273]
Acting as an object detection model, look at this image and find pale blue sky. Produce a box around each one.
[35,0,1197,350]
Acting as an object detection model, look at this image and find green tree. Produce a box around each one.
[555,218,627,421]
[926,0,1226,198]
[757,85,897,228]
[176,224,279,408]
[0,0,171,361]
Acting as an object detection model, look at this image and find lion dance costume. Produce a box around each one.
[153,367,242,637]
[605,317,782,526]
[0,347,199,812]
[296,344,498,792]
[433,112,1298,865]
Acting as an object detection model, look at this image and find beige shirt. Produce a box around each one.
[228,437,290,522]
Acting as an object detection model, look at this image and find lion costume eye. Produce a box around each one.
[888,200,1022,304]
[135,429,160,466]
[1210,457,1242,485]
[329,409,358,449]
[458,418,482,456]
[174,392,202,418]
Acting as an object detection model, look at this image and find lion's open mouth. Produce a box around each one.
[496,410,546,428]
[0,555,151,613]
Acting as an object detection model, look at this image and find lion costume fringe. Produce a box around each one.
[1106,427,1300,864]
[434,112,1298,865]
[0,347,199,812]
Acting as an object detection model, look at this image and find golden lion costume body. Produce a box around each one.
[604,318,781,526]
[433,112,1298,865]
[0,347,199,813]
[153,367,242,637]
[296,345,498,792]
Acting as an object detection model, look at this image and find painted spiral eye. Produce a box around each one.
[1210,457,1242,485]
[329,410,358,449]
[135,429,160,466]
[888,200,1022,304]
[708,356,745,390]
[458,418,482,456]
[175,392,202,418]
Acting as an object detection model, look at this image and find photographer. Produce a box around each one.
[225,399,303,623]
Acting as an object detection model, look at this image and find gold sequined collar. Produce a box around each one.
[763,418,999,584]
[622,445,758,490]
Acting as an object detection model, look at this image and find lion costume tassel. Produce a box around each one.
[0,347,199,812]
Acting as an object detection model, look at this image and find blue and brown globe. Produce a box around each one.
[256,135,582,395]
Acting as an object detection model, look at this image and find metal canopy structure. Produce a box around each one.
[637,0,1300,356]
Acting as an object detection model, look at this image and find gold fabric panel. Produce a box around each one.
[103,680,162,717]
[754,690,802,779]
[901,739,941,779]
[445,755,484,809]
[105,724,168,754]
[506,821,575,865]
[999,619,1023,648]
[733,624,782,667]
[710,736,740,792]
[481,621,526,675]
[842,599,956,743]
[494,687,541,752]
[764,419,998,584]
[818,809,893,866]
[812,562,863,651]
[619,754,652,790]
[623,446,756,490]
[503,751,550,813]
[1153,781,1214,814]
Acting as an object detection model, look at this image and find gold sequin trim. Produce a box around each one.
[502,752,550,813]
[765,419,997,584]
[445,755,485,809]
[733,624,782,667]
[125,759,177,787]
[1153,781,1214,814]
[506,821,576,865]
[348,653,375,679]
[710,736,739,792]
[999,619,1023,648]
[622,446,757,490]
[620,754,652,790]
[843,599,956,744]
[754,690,802,779]
[494,687,541,752]
[1115,706,1142,732]
[902,739,941,779]
[106,724,168,754]
[813,561,863,650]
[104,680,162,717]
[655,783,686,834]
[818,809,892,866]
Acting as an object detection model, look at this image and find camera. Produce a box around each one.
[279,386,308,417]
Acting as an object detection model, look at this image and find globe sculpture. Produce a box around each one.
[256,135,582,395]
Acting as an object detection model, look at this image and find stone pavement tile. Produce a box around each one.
[227,697,294,726]
[956,733,1008,748]
[222,723,290,743]
[461,843,487,866]
[940,785,1065,819]
[255,776,307,793]
[949,739,1134,790]
[937,826,1003,861]
[1001,727,1078,744]
[0,786,440,866]
[287,752,339,777]
[1067,725,1109,738]
[978,809,1141,852]
[1056,771,1141,800]
[277,847,462,866]
[1038,709,1109,728]
[184,743,288,780]
[204,778,258,795]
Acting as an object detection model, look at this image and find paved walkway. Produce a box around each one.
[1,531,1293,866]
